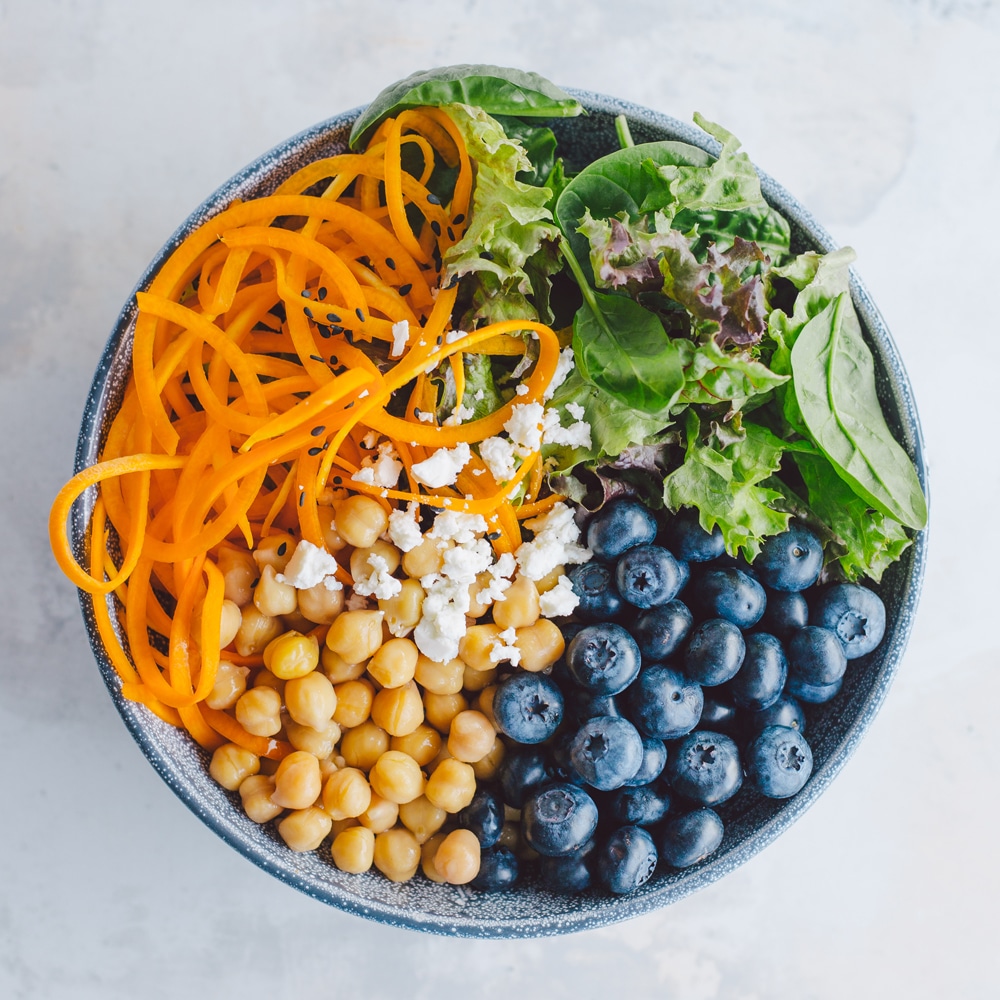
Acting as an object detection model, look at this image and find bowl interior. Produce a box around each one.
[73,92,928,937]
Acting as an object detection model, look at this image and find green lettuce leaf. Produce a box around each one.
[675,338,789,413]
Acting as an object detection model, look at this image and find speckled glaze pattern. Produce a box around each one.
[72,90,928,938]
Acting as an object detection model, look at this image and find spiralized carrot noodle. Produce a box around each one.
[49,109,568,747]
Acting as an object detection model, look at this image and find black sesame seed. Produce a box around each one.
[251,577,260,588]
[277,542,288,556]
[310,354,323,362]
[303,306,314,319]
[326,312,341,323]
[447,274,459,288]
[334,476,343,485]
[317,287,327,300]
[355,307,365,322]
[301,289,311,298]
[453,213,465,224]
[436,335,443,345]
[414,408,422,416]
[386,257,396,270]
[330,355,338,365]
[481,250,495,261]
[430,221,442,236]
[427,192,442,205]
[330,326,343,335]
[311,425,326,436]
[298,492,305,507]
[486,531,502,541]
[318,327,332,339]
[345,400,354,408]
[398,283,412,296]
[447,227,455,241]
[308,446,322,456]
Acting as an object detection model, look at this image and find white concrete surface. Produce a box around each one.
[2,1,997,996]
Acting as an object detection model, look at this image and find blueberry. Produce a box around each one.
[522,782,599,857]
[547,730,591,786]
[457,787,504,848]
[615,544,682,609]
[565,689,623,725]
[586,498,659,561]
[729,632,788,710]
[622,736,668,786]
[493,672,564,744]
[666,730,743,806]
[760,588,809,638]
[597,826,659,894]
[754,524,824,591]
[656,808,724,868]
[498,749,550,808]
[697,694,739,735]
[674,559,691,594]
[695,567,766,628]
[627,664,703,740]
[610,780,672,826]
[787,625,847,686]
[470,846,520,891]
[684,618,746,686]
[568,561,624,622]
[747,725,813,798]
[633,601,693,661]
[566,623,642,696]
[749,694,806,735]
[569,715,645,790]
[666,508,726,562]
[786,674,843,704]
[538,838,597,893]
[813,583,886,659]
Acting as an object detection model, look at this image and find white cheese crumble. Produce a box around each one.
[411,442,472,488]
[541,407,593,450]
[445,329,468,344]
[390,319,409,358]
[428,510,489,545]
[539,575,580,618]
[350,443,403,490]
[504,402,545,455]
[566,401,586,421]
[543,347,576,401]
[387,501,423,552]
[515,502,592,581]
[476,552,516,605]
[515,383,529,396]
[352,553,403,600]
[490,626,522,666]
[443,402,475,426]
[479,436,518,482]
[416,410,435,423]
[275,539,344,591]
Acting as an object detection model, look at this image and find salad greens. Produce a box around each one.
[355,65,926,582]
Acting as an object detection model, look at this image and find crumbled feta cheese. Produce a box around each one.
[387,501,423,552]
[504,402,545,455]
[566,401,586,421]
[515,502,592,581]
[276,539,343,591]
[515,383,529,396]
[543,347,576,401]
[474,389,484,401]
[352,553,403,600]
[539,575,580,618]
[361,430,379,450]
[428,510,489,545]
[411,442,471,488]
[541,407,592,450]
[371,442,403,488]
[490,626,522,666]
[443,402,475,426]
[445,329,467,344]
[476,552,516,605]
[390,319,409,358]
[351,467,376,485]
[416,410,435,423]
[413,578,470,662]
[479,436,518,482]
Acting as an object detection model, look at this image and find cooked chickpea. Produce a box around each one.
[367,637,418,689]
[422,691,468,734]
[217,545,258,606]
[253,668,284,693]
[253,533,296,573]
[316,505,348,552]
[332,678,374,728]
[514,618,565,673]
[470,736,506,781]
[331,825,375,874]
[414,654,465,695]
[401,535,447,579]
[447,710,497,763]
[235,685,282,737]
[535,563,567,594]
[421,831,449,883]
[238,774,283,824]
[370,680,424,737]
[234,604,284,657]
[204,660,249,711]
[329,816,359,838]
[284,671,336,729]
[320,646,368,683]
[373,827,420,882]
[379,578,424,637]
[424,758,476,813]
[397,795,447,844]
[334,494,388,548]
[434,828,481,885]
[284,717,341,759]
[369,750,426,804]
[389,724,441,767]
[280,609,315,634]
[322,766,372,820]
[209,743,260,790]
[339,720,390,771]
[193,598,243,650]
[325,610,385,663]
[297,580,345,625]
[458,623,502,672]
[476,685,498,727]
[264,630,320,680]
[493,574,540,630]
[462,662,497,692]
[465,570,496,619]
[271,750,322,810]
[350,539,401,582]
[254,564,298,617]
[278,807,332,852]
[357,792,399,834]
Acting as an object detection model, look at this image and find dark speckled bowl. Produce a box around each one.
[72,91,928,937]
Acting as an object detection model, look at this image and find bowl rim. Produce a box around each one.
[71,88,929,937]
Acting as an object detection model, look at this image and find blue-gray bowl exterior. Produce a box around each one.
[72,91,928,937]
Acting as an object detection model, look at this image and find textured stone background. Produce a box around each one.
[2,1,998,996]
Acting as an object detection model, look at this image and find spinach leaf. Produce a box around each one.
[493,116,559,188]
[791,292,927,529]
[675,202,791,261]
[349,65,583,148]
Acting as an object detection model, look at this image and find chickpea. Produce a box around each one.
[284,717,341,759]
[379,578,424,638]
[350,539,401,582]
[234,604,284,657]
[297,580,345,625]
[421,831,449,883]
[334,494,388,548]
[434,829,481,885]
[373,827,420,882]
[397,795,447,844]
[278,807,332,852]
[534,563,567,594]
[253,533,297,573]
[401,535,447,579]
[447,710,497,763]
[369,751,426,805]
[271,750,322,810]
[217,545,257,607]
[329,816,359,838]
[238,774,283,824]
[339,720,389,771]
[322,766,372,820]
[458,623,502,672]
[476,685,498,727]
[253,668,284,693]
[367,637,418,689]
[414,654,465,696]
[284,671,336,729]
[264,630,320,681]
[204,660,249,711]
[424,758,476,813]
[466,571,495,619]
[209,743,260,791]
[493,574,540,630]
[370,680,424,737]
[357,792,399,834]
[331,825,375,874]
[280,609,315,634]
[325,610,385,663]
[422,691,468,734]
[235,686,282,738]
[320,647,368,684]
[462,663,497,693]
[316,505,348,552]
[389,724,441,767]
[470,736,506,781]
[254,564,298,617]
[192,598,242,651]
[514,618,565,673]
[332,678,374,728]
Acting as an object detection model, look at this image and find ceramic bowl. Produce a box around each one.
[71,90,928,937]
